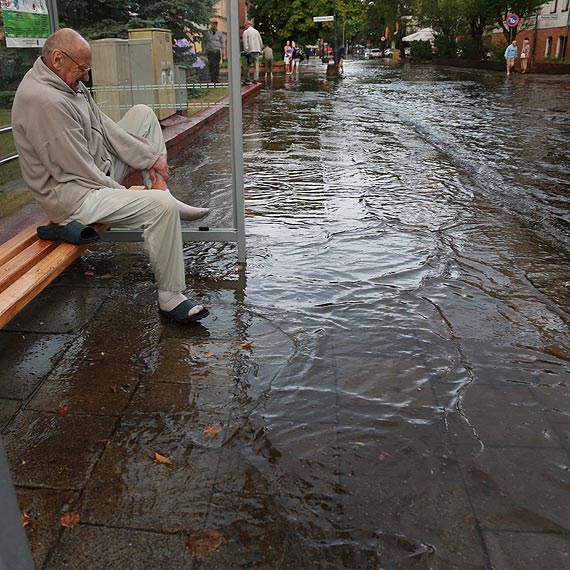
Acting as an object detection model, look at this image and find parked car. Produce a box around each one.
[382,48,393,58]
[369,48,382,58]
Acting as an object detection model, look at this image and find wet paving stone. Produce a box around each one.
[0,332,73,400]
[47,525,193,569]
[130,380,236,415]
[78,412,225,532]
[459,447,570,533]
[144,338,238,385]
[2,285,110,333]
[4,411,116,489]
[0,398,19,430]
[339,478,487,569]
[199,490,345,570]
[449,383,563,448]
[17,487,79,569]
[482,530,570,570]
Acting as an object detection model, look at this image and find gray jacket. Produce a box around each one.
[204,28,224,52]
[12,57,160,223]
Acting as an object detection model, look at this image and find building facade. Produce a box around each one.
[492,0,570,64]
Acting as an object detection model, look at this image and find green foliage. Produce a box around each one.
[456,37,484,59]
[488,41,507,61]
[58,1,216,42]
[410,40,432,61]
[433,35,457,58]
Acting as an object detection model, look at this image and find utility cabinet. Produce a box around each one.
[90,38,133,121]
[128,38,155,108]
[173,65,188,110]
[128,28,176,119]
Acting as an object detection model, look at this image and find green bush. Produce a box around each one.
[489,42,507,61]
[456,38,485,60]
[410,40,432,61]
[434,35,456,58]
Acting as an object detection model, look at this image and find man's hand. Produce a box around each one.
[152,173,168,191]
[149,155,170,189]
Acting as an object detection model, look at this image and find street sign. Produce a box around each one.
[381,36,386,42]
[313,16,335,22]
[506,13,520,28]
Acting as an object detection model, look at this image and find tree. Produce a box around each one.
[416,0,466,56]
[57,0,216,41]
[490,0,544,44]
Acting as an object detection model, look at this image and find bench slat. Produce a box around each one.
[0,241,91,328]
[0,221,109,329]
[0,239,61,293]
[0,220,48,267]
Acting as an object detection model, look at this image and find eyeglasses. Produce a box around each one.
[60,50,91,73]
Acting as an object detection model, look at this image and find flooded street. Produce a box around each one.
[170,60,570,568]
[3,60,570,569]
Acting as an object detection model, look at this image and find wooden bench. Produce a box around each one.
[0,219,109,329]
[0,184,151,329]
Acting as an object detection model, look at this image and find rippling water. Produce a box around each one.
[170,60,570,568]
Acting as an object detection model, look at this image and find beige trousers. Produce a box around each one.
[70,105,186,292]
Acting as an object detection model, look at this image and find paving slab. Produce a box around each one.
[17,487,79,569]
[46,525,194,570]
[459,447,570,533]
[483,530,570,570]
[4,411,116,489]
[79,414,220,532]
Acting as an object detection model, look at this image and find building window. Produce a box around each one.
[550,0,558,12]
[563,0,569,11]
[545,37,553,58]
[556,37,564,58]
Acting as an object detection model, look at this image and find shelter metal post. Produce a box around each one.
[46,0,59,34]
[228,0,247,264]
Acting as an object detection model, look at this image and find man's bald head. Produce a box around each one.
[42,28,92,92]
[43,28,90,59]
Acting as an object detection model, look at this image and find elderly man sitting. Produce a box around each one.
[11,28,210,324]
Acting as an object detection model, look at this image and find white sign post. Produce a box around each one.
[313,16,335,23]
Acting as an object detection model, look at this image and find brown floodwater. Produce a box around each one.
[164,60,570,568]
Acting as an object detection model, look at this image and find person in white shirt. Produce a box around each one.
[242,22,264,83]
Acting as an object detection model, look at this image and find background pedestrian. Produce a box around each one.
[262,43,274,78]
[504,39,518,76]
[520,39,530,74]
[203,19,224,84]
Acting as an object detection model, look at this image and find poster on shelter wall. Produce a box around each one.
[1,0,50,47]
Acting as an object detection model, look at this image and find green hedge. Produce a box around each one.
[410,40,432,61]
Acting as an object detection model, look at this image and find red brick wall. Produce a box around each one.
[492,26,569,66]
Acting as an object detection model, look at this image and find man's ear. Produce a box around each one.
[50,49,64,71]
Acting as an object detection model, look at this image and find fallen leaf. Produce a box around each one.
[154,452,173,465]
[378,451,391,461]
[56,406,69,414]
[110,386,118,393]
[188,529,227,557]
[203,423,222,437]
[21,512,32,527]
[204,352,214,358]
[239,341,254,350]
[83,271,95,277]
[195,290,206,297]
[60,512,80,528]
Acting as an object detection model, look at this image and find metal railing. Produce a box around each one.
[0,125,18,166]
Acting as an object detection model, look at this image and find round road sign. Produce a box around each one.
[506,13,520,28]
